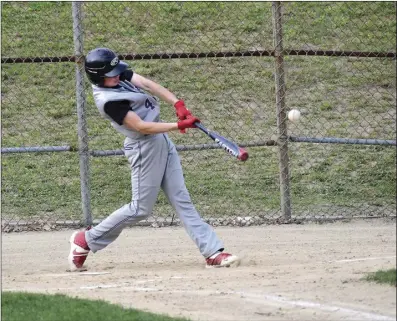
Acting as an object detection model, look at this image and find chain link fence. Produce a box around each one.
[282,2,396,220]
[1,2,396,232]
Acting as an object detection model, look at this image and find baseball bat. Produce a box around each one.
[194,122,249,161]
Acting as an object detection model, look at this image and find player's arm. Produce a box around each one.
[124,111,178,134]
[125,112,200,134]
[130,73,179,105]
[104,100,197,134]
[130,72,192,130]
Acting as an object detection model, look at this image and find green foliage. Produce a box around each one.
[365,268,397,286]
[290,145,396,209]
[283,2,396,51]
[320,101,333,111]
[1,292,191,321]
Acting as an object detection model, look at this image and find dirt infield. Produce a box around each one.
[2,219,396,321]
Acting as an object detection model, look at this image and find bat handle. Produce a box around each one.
[194,122,208,134]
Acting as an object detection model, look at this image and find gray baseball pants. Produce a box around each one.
[85,133,224,258]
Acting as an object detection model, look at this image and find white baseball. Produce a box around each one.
[288,109,301,122]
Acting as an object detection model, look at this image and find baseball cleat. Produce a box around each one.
[67,230,90,272]
[205,252,240,268]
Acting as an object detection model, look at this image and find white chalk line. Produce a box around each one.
[334,256,396,263]
[78,276,188,289]
[41,272,111,277]
[80,284,158,292]
[77,286,397,321]
[3,281,395,321]
[38,273,188,278]
[236,292,396,321]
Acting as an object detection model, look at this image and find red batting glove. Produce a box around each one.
[174,100,192,121]
[177,116,200,132]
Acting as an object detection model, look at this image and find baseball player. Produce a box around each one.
[68,47,240,271]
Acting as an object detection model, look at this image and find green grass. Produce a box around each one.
[365,268,397,286]
[1,2,396,223]
[283,2,396,51]
[1,291,190,321]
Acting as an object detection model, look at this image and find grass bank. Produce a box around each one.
[1,291,190,321]
[1,2,395,224]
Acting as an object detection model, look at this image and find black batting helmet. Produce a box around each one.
[84,48,128,86]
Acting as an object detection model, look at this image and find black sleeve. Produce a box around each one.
[119,69,134,82]
[104,100,131,125]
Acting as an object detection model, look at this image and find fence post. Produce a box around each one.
[72,2,92,226]
[272,1,292,220]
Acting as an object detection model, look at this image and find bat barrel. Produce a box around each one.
[195,121,249,162]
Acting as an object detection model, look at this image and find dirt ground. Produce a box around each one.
[2,219,396,321]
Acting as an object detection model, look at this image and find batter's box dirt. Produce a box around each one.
[2,220,396,321]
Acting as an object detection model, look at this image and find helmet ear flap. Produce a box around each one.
[85,69,105,86]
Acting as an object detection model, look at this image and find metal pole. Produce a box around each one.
[72,2,92,226]
[272,1,291,220]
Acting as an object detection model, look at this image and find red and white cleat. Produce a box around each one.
[205,252,240,268]
[67,230,90,272]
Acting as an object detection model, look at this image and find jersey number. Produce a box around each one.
[145,98,155,110]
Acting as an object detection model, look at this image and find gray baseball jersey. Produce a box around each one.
[85,79,224,258]
[92,80,160,140]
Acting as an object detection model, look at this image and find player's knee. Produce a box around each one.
[126,201,151,220]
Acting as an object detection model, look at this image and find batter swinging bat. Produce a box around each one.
[194,122,249,161]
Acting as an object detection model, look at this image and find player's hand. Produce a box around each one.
[174,100,192,121]
[177,116,200,132]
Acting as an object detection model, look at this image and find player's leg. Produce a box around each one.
[85,137,167,251]
[161,135,240,268]
[68,135,168,271]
